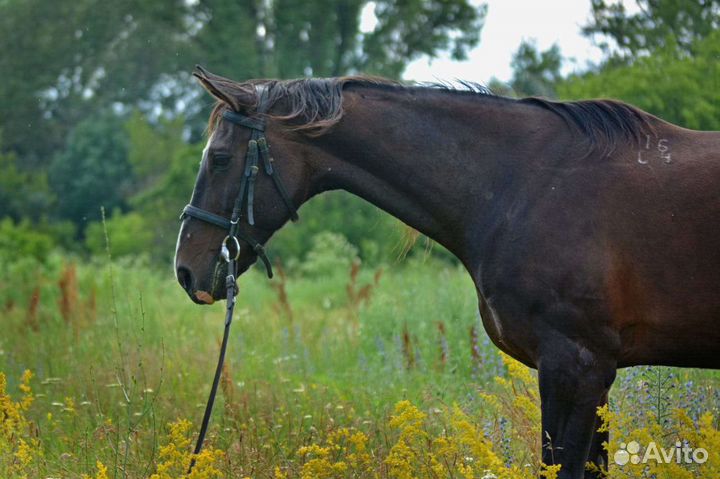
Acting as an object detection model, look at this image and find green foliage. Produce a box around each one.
[559,31,720,131]
[79,113,199,262]
[583,0,720,59]
[271,191,405,267]
[273,0,359,77]
[129,132,203,262]
[0,0,190,163]
[191,0,486,79]
[0,218,54,263]
[125,111,186,182]
[192,0,272,78]
[126,119,197,210]
[298,231,359,277]
[358,0,487,78]
[85,210,154,259]
[509,40,563,98]
[0,219,76,279]
[0,0,487,166]
[486,77,515,97]
[49,113,132,227]
[0,140,54,222]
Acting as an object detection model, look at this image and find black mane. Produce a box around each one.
[208,76,653,151]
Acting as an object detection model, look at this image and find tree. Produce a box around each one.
[583,0,720,60]
[188,0,486,79]
[0,137,54,221]
[49,114,132,228]
[559,30,720,131]
[123,115,203,261]
[569,1,720,131]
[1,0,488,260]
[1,0,486,164]
[0,0,190,165]
[358,0,486,78]
[509,40,563,98]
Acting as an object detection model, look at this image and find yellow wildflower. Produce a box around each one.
[150,419,225,479]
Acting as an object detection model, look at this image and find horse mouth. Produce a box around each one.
[208,255,257,300]
[194,291,215,305]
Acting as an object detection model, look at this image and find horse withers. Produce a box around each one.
[175,66,720,478]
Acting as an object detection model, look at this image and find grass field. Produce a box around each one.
[1,252,719,478]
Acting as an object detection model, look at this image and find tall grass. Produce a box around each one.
[0,252,719,477]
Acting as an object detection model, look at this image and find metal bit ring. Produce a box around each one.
[220,235,241,263]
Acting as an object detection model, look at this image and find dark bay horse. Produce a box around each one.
[174,67,720,478]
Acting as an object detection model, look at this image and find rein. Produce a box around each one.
[180,94,298,473]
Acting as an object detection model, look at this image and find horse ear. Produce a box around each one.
[192,65,255,112]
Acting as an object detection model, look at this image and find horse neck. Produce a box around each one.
[308,87,560,268]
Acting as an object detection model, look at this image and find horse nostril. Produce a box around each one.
[176,266,194,293]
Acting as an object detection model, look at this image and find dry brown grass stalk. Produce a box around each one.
[402,323,415,370]
[437,321,447,371]
[58,262,78,325]
[271,261,293,324]
[25,286,41,332]
[346,260,383,324]
[470,324,482,367]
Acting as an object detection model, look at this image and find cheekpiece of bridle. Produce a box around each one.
[179,90,299,473]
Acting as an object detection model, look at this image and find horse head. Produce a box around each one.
[174,67,326,303]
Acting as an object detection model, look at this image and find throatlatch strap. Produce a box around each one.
[257,137,299,222]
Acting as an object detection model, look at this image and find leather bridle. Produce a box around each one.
[180,92,299,280]
[179,92,299,472]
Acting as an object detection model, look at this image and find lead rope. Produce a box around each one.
[187,256,238,473]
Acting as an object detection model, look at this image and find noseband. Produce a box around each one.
[180,93,299,473]
[180,93,299,279]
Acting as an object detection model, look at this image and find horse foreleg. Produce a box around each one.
[584,391,609,479]
[538,338,616,479]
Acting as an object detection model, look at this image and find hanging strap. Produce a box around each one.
[244,136,260,225]
[257,137,299,221]
[187,262,237,473]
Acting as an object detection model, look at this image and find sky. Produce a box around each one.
[361,0,638,85]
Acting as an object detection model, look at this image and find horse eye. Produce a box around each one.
[211,153,231,170]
